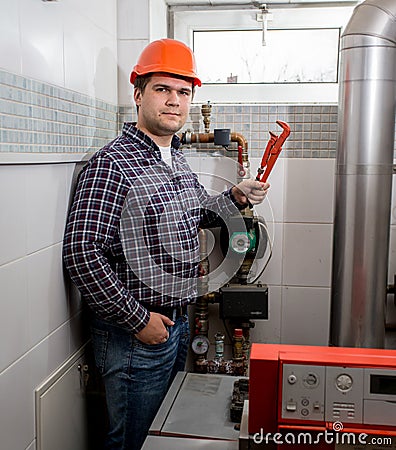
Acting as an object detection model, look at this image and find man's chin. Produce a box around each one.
[159,121,184,135]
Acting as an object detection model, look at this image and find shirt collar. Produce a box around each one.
[122,122,181,153]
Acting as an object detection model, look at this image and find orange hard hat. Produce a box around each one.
[130,38,202,87]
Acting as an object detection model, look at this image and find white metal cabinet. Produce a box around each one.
[35,346,89,450]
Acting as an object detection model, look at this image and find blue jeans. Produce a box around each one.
[90,313,190,450]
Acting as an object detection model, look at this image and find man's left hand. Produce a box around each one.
[232,179,270,206]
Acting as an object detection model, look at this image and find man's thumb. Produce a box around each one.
[160,314,175,326]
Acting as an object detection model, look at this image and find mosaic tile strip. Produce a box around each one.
[119,103,340,158]
[0,70,118,153]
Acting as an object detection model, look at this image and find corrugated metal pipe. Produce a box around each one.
[330,0,396,348]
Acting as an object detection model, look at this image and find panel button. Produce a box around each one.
[286,401,297,412]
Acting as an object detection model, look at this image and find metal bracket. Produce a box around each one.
[256,12,273,22]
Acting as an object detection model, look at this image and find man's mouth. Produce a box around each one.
[162,111,180,117]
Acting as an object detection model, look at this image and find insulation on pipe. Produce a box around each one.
[330,0,396,347]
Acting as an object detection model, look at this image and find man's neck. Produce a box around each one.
[135,124,173,148]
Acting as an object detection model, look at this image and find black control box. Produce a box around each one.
[219,284,268,320]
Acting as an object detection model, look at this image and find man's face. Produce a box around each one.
[134,74,193,143]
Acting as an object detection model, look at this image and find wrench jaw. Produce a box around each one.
[256,120,291,183]
[256,132,277,181]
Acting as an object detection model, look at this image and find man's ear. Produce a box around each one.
[133,88,142,106]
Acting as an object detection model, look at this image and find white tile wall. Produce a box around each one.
[252,156,285,223]
[118,0,150,40]
[20,0,65,87]
[284,158,335,223]
[250,285,282,344]
[0,162,86,450]
[93,35,118,104]
[0,1,21,74]
[0,258,29,372]
[25,165,71,255]
[0,166,28,265]
[255,222,283,286]
[0,0,118,103]
[0,352,34,450]
[281,286,330,345]
[118,39,147,105]
[68,0,117,33]
[27,245,68,345]
[149,0,168,41]
[0,321,73,450]
[282,223,333,287]
[63,11,97,98]
[198,155,237,194]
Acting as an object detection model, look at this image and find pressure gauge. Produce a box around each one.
[191,335,210,355]
[335,373,353,392]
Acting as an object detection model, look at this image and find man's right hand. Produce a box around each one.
[135,312,174,345]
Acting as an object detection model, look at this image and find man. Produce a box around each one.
[63,38,269,450]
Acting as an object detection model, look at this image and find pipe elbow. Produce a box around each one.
[342,0,396,46]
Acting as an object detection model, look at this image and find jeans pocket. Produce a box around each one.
[91,327,108,374]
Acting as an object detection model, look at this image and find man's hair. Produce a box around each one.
[133,73,152,94]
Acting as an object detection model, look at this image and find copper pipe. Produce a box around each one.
[231,132,248,155]
[179,131,248,155]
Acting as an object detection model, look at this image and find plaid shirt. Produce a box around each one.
[63,123,241,333]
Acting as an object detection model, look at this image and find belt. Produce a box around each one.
[148,304,188,320]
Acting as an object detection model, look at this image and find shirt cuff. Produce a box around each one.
[125,302,151,334]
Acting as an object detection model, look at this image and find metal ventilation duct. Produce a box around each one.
[330,0,396,348]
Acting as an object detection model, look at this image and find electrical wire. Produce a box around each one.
[249,216,273,284]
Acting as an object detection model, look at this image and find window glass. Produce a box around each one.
[194,28,340,84]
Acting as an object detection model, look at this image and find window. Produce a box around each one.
[194,28,340,84]
[170,4,358,102]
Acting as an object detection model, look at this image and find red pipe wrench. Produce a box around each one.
[256,120,290,183]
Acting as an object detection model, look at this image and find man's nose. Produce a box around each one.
[166,90,180,105]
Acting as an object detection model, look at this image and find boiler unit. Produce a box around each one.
[247,343,396,449]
